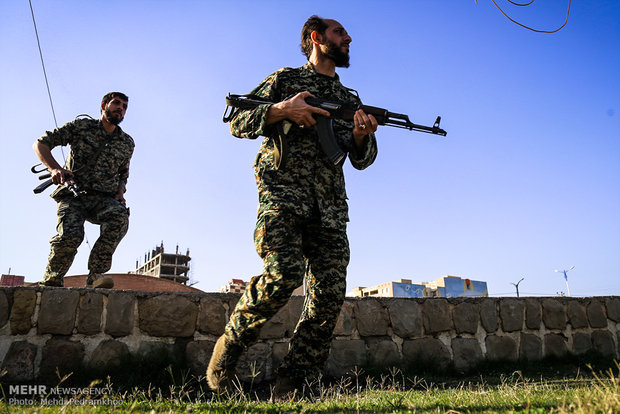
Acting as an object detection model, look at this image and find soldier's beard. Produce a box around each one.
[322,40,350,68]
[105,109,124,125]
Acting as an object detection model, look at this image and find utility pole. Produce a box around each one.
[511,277,525,297]
[554,266,575,297]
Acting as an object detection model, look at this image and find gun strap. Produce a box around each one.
[274,122,288,170]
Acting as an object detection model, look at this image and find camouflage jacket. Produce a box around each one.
[229,62,378,229]
[38,118,134,196]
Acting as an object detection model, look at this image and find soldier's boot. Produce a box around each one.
[207,334,244,393]
[86,273,114,289]
[272,375,303,399]
[38,277,64,287]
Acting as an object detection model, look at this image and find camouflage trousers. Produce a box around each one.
[43,194,129,284]
[225,208,349,381]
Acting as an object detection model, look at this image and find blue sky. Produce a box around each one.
[1,1,618,297]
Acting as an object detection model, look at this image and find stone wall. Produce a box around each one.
[1,287,619,384]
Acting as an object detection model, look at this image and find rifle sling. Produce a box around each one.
[274,123,288,170]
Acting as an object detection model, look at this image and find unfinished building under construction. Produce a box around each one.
[135,243,191,285]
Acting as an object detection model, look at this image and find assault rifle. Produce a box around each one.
[223,93,447,165]
[31,164,83,197]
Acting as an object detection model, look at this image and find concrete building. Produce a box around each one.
[352,275,488,298]
[135,243,191,285]
[352,279,426,298]
[427,275,488,297]
[220,278,248,293]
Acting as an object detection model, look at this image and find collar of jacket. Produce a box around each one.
[95,119,125,137]
[302,62,341,82]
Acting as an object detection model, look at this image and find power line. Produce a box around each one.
[29,0,91,251]
[489,292,558,297]
[29,0,58,128]
[506,1,535,7]
[476,0,571,34]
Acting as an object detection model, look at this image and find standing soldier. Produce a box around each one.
[207,16,378,395]
[33,92,134,289]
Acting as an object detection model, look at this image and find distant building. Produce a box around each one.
[134,243,191,285]
[220,278,248,293]
[427,275,488,297]
[352,279,426,298]
[352,275,488,298]
[220,278,304,295]
[0,274,25,286]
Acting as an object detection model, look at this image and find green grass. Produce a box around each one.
[2,362,619,413]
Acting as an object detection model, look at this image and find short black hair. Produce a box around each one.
[300,15,329,59]
[101,92,129,107]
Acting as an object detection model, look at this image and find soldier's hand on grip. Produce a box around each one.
[50,167,74,186]
[273,91,331,128]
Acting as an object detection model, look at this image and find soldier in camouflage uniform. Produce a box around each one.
[33,92,134,289]
[207,16,378,395]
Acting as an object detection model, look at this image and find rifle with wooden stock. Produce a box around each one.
[223,93,447,165]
